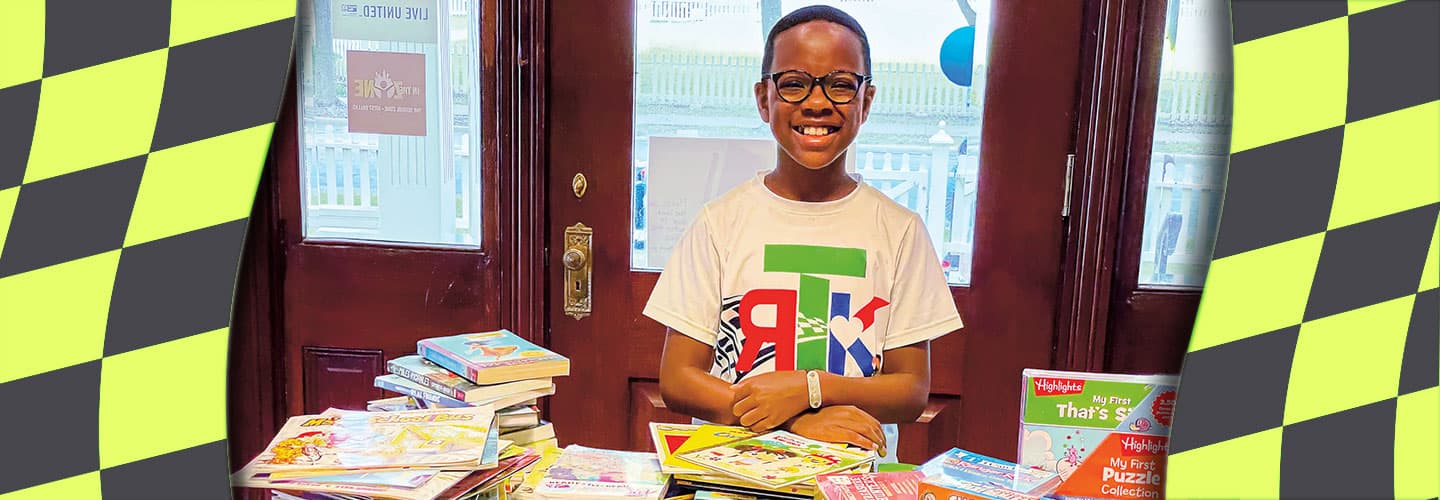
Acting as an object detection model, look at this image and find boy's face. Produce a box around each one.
[755,21,875,172]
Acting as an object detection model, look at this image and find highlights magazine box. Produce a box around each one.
[1018,369,1178,499]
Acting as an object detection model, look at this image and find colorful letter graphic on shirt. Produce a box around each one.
[729,244,890,380]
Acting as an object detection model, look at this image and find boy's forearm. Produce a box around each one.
[660,366,741,426]
[815,371,928,424]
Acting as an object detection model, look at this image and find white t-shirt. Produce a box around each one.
[643,172,964,459]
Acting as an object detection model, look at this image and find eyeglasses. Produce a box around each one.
[762,70,872,104]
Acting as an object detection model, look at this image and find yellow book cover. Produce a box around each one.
[662,425,756,473]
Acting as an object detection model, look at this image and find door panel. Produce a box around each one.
[549,0,1082,463]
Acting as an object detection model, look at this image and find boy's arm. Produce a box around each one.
[731,341,931,430]
[659,329,741,426]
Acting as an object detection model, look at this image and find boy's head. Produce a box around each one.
[755,6,876,172]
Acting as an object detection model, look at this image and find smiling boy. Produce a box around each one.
[645,5,963,461]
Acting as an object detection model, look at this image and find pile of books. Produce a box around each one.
[648,423,879,499]
[374,330,569,451]
[232,405,545,500]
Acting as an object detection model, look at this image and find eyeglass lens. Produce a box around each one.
[774,71,863,103]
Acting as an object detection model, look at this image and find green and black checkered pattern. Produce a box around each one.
[0,1,292,498]
[1167,1,1438,498]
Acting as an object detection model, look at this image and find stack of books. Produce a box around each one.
[375,330,569,451]
[648,423,879,499]
[232,406,545,500]
[915,448,1061,500]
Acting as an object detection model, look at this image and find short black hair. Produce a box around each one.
[761,5,872,76]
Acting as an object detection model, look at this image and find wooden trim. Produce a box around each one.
[503,0,547,346]
[1105,0,1199,374]
[1056,0,1154,372]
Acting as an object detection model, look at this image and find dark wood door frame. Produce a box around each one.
[1058,0,1201,375]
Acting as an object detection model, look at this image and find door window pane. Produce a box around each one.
[1138,0,1230,286]
[633,0,991,285]
[297,0,482,246]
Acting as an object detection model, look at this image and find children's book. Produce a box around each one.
[533,445,668,499]
[917,448,1060,496]
[675,430,876,489]
[814,471,925,500]
[917,477,1049,500]
[693,491,760,500]
[498,405,542,429]
[662,425,756,474]
[511,444,565,499]
[1018,369,1178,499]
[237,406,500,476]
[377,374,471,408]
[648,422,703,474]
[418,330,570,385]
[242,469,474,500]
[501,422,555,445]
[366,395,422,412]
[390,354,555,402]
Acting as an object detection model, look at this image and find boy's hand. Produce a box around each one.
[730,371,811,432]
[784,405,886,456]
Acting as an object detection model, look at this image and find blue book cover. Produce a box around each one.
[416,330,569,385]
[919,448,1061,496]
[374,374,469,408]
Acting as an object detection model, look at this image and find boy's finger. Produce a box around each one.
[841,430,877,451]
[731,397,756,417]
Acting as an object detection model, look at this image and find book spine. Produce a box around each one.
[388,359,466,400]
[375,377,469,408]
[418,341,481,383]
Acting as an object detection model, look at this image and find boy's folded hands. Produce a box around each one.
[730,370,810,432]
[730,372,887,456]
[785,405,886,456]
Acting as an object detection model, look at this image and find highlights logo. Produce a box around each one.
[1034,377,1085,396]
[1119,435,1168,456]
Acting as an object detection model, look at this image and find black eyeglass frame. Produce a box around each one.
[760,69,874,104]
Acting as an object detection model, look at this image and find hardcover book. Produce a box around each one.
[418,330,570,385]
[814,471,925,500]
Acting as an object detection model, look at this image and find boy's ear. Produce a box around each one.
[754,81,772,123]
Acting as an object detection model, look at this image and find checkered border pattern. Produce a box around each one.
[1167,1,1438,499]
[0,1,293,498]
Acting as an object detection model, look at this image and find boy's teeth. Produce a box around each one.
[800,126,833,136]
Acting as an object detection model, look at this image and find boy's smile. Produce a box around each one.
[755,21,875,175]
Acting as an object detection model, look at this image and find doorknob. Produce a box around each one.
[563,222,593,320]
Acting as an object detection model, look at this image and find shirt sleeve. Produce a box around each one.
[642,205,723,346]
[882,215,964,350]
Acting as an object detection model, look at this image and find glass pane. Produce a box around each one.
[632,0,991,285]
[297,0,483,246]
[1138,0,1231,287]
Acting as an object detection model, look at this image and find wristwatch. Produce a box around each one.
[806,370,822,409]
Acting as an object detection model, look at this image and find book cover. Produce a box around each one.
[648,422,703,474]
[418,330,570,385]
[917,448,1059,496]
[499,405,542,429]
[676,430,876,489]
[512,445,566,499]
[917,478,1049,500]
[376,374,471,408]
[534,445,668,499]
[815,471,924,500]
[390,354,556,403]
[237,406,499,475]
[1018,369,1178,500]
[501,421,555,444]
[662,425,755,474]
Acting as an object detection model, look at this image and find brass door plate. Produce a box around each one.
[562,222,593,320]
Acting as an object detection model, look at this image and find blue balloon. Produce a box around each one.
[939,26,976,87]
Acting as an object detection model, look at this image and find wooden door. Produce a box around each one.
[546,0,1084,463]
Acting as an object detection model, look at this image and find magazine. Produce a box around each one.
[675,430,876,488]
[533,445,668,499]
[238,406,499,476]
[648,422,703,474]
[814,471,925,500]
[917,448,1060,496]
[661,425,755,474]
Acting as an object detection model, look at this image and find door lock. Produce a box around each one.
[562,222,593,320]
